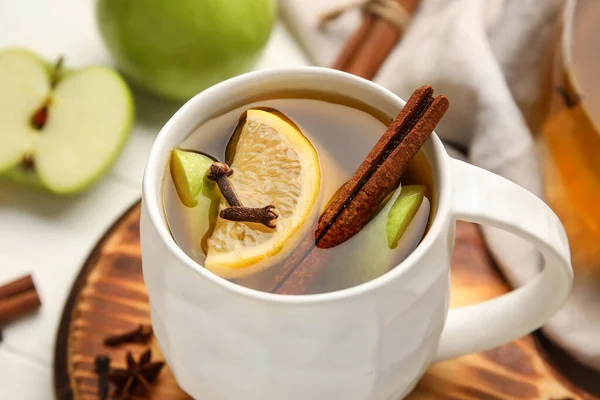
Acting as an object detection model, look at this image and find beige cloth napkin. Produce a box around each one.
[280,0,600,371]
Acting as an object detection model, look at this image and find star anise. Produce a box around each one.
[108,349,164,398]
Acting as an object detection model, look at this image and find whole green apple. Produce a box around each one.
[96,0,276,100]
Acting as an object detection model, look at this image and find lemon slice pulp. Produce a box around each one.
[205,109,321,278]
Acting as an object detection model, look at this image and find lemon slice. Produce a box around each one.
[205,109,320,278]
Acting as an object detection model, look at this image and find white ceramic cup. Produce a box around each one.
[141,67,573,400]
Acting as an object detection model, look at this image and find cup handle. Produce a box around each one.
[434,158,573,361]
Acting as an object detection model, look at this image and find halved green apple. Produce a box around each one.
[386,185,426,248]
[0,48,134,194]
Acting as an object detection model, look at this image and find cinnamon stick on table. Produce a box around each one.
[0,274,36,300]
[0,274,41,325]
[243,87,448,295]
[330,0,422,79]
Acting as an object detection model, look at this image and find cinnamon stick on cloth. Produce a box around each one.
[321,0,421,79]
[280,0,419,69]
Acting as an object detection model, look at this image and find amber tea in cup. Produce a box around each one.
[162,88,444,295]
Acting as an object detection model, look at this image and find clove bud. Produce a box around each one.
[207,162,279,229]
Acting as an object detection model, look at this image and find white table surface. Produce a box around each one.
[0,1,310,397]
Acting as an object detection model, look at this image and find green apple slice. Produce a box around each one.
[386,185,426,248]
[0,48,134,194]
[170,149,215,207]
[0,49,48,172]
[164,149,220,259]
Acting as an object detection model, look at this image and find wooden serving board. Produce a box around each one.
[54,201,596,399]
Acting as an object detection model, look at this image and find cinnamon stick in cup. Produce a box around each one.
[237,86,448,295]
[315,85,448,249]
[276,86,447,295]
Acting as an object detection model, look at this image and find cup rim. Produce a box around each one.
[142,67,452,304]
